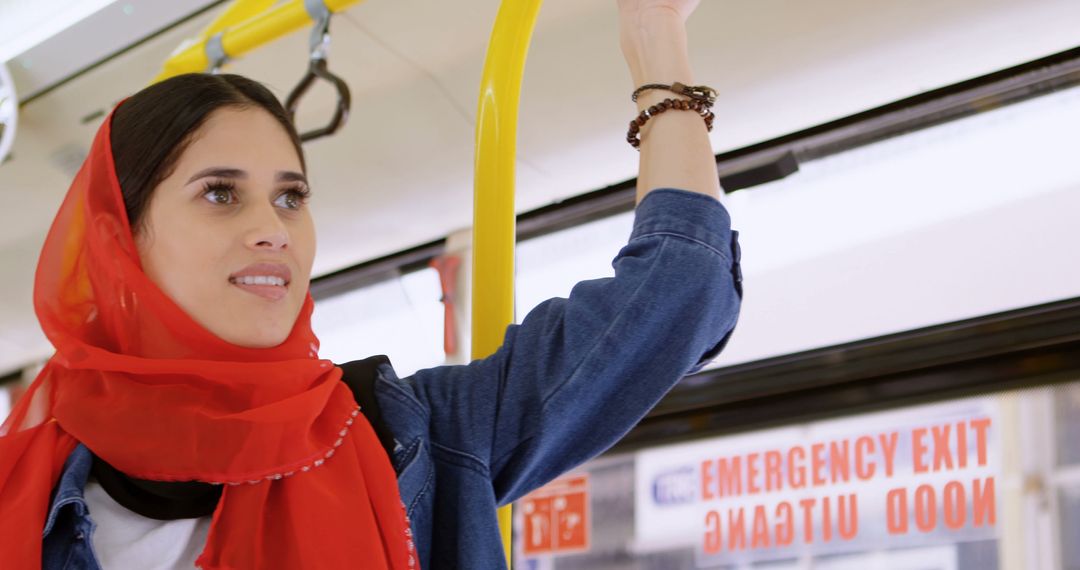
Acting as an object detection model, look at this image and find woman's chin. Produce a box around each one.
[220,328,292,349]
[191,291,305,349]
[208,313,296,349]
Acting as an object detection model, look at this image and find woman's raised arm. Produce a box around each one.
[375,0,741,513]
[617,0,721,204]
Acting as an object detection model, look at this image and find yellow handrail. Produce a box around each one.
[153,0,362,83]
[471,0,543,566]
[197,0,275,41]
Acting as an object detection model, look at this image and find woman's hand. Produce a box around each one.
[615,0,721,204]
[616,0,701,89]
[617,0,701,24]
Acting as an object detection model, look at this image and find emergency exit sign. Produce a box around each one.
[521,474,590,556]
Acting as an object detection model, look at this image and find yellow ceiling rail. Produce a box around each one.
[197,0,275,41]
[471,0,543,566]
[153,0,362,83]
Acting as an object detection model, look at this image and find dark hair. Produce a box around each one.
[110,73,306,232]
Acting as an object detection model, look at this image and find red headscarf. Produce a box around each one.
[0,105,417,569]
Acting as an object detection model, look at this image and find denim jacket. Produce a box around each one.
[41,188,743,569]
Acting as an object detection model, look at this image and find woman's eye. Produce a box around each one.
[202,184,237,205]
[275,188,310,210]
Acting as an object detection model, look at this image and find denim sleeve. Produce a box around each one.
[404,188,742,505]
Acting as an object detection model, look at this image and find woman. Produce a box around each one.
[0,0,741,568]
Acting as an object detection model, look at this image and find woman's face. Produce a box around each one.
[134,106,316,348]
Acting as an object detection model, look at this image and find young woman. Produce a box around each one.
[0,0,741,568]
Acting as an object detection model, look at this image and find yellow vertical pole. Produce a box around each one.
[471,0,543,567]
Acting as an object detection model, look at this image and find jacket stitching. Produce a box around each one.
[376,376,430,423]
[394,438,422,474]
[431,441,488,477]
[406,462,434,516]
[630,230,732,262]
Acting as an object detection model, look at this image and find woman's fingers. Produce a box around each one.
[616,0,701,23]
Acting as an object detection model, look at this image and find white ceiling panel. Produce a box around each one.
[1,0,115,62]
[4,0,220,98]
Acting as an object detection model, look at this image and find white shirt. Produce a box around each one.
[84,480,213,570]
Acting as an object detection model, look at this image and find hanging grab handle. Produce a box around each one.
[285,0,352,143]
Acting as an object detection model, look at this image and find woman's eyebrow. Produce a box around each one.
[187,167,245,184]
[276,171,308,185]
[185,167,307,185]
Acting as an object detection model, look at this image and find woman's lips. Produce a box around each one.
[230,281,288,301]
[228,262,292,301]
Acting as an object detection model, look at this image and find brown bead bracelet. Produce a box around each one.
[627,97,715,150]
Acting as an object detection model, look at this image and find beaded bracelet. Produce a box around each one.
[627,97,715,150]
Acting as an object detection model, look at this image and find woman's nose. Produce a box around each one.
[245,204,290,251]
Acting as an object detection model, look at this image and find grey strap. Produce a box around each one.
[205,32,228,73]
[303,0,332,60]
